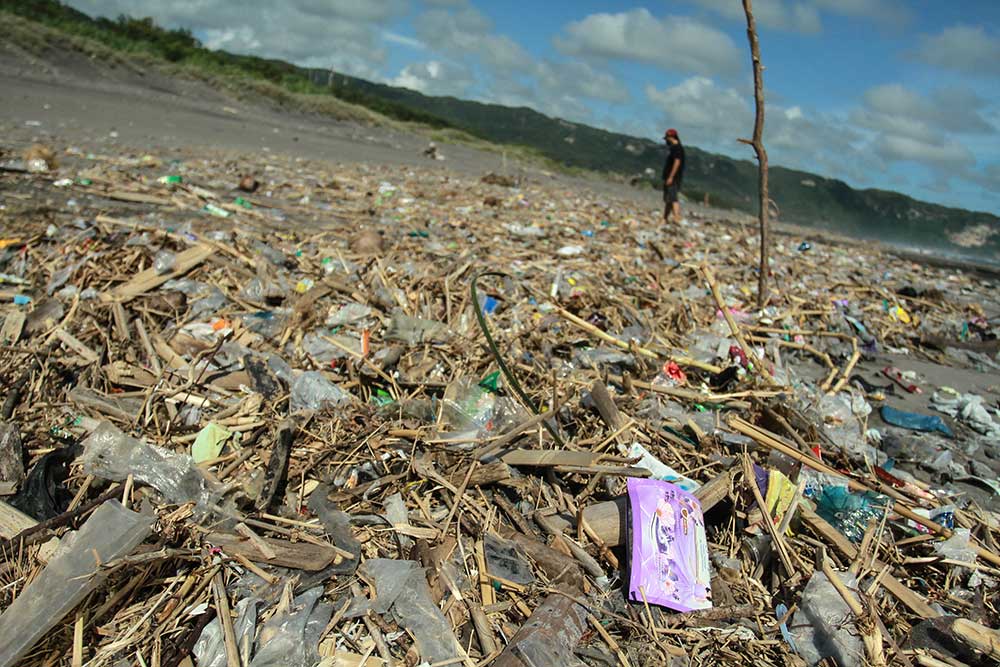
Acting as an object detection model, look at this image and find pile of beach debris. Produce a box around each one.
[1,140,999,667]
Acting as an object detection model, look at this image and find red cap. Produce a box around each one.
[665,128,678,138]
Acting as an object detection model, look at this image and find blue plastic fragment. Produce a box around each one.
[880,405,954,438]
[775,604,798,654]
[13,295,31,305]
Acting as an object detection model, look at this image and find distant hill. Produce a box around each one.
[4,0,999,264]
[318,72,999,263]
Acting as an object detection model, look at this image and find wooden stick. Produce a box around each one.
[740,0,772,308]
[235,523,277,561]
[352,583,392,664]
[72,611,84,667]
[952,619,1000,660]
[535,511,604,577]
[800,506,936,619]
[588,614,631,667]
[701,265,776,386]
[440,461,478,539]
[467,600,498,656]
[211,570,241,667]
[231,552,278,585]
[729,416,1000,568]
[740,453,796,576]
[828,338,861,395]
[818,548,885,667]
[554,305,721,373]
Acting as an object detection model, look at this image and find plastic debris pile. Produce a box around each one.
[1,140,999,667]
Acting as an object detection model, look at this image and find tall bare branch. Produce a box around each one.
[740,0,771,308]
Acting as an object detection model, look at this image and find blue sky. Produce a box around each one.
[67,1,1000,215]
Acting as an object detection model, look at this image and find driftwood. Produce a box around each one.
[0,118,996,667]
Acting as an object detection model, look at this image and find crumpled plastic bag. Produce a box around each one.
[790,570,864,667]
[931,390,1000,438]
[289,371,351,412]
[357,559,461,665]
[194,597,259,667]
[934,528,978,565]
[384,312,449,345]
[250,587,331,667]
[78,421,226,518]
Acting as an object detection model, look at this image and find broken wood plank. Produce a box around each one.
[447,460,514,487]
[102,243,214,303]
[53,328,100,364]
[0,500,59,562]
[206,531,339,571]
[589,380,621,429]
[0,311,25,345]
[105,190,173,206]
[500,449,598,468]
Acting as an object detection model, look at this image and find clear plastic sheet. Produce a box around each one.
[79,421,225,517]
[250,587,332,667]
[0,500,153,667]
[790,570,863,667]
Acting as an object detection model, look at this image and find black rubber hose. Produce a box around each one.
[470,270,563,446]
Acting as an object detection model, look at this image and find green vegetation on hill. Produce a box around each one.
[0,0,454,128]
[4,0,998,263]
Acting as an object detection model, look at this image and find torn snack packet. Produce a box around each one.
[626,477,712,612]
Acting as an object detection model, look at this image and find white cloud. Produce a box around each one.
[861,84,994,136]
[914,25,1000,77]
[689,0,906,33]
[811,0,909,24]
[646,77,751,145]
[65,0,402,79]
[390,60,474,97]
[689,0,821,34]
[414,7,533,72]
[402,3,632,125]
[535,61,629,105]
[202,26,261,52]
[383,31,426,50]
[848,83,992,179]
[556,9,742,77]
[874,135,974,169]
[784,106,804,120]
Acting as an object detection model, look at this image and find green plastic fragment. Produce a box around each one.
[479,371,501,393]
[371,388,395,407]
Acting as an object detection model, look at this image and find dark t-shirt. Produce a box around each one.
[662,142,685,185]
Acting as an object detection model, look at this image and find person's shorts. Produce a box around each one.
[663,183,681,204]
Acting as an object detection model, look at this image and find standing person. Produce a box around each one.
[662,128,686,224]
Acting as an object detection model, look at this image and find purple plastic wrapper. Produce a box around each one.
[626,477,712,612]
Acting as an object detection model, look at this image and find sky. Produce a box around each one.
[65,1,1000,215]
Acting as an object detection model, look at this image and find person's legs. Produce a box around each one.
[664,184,680,223]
